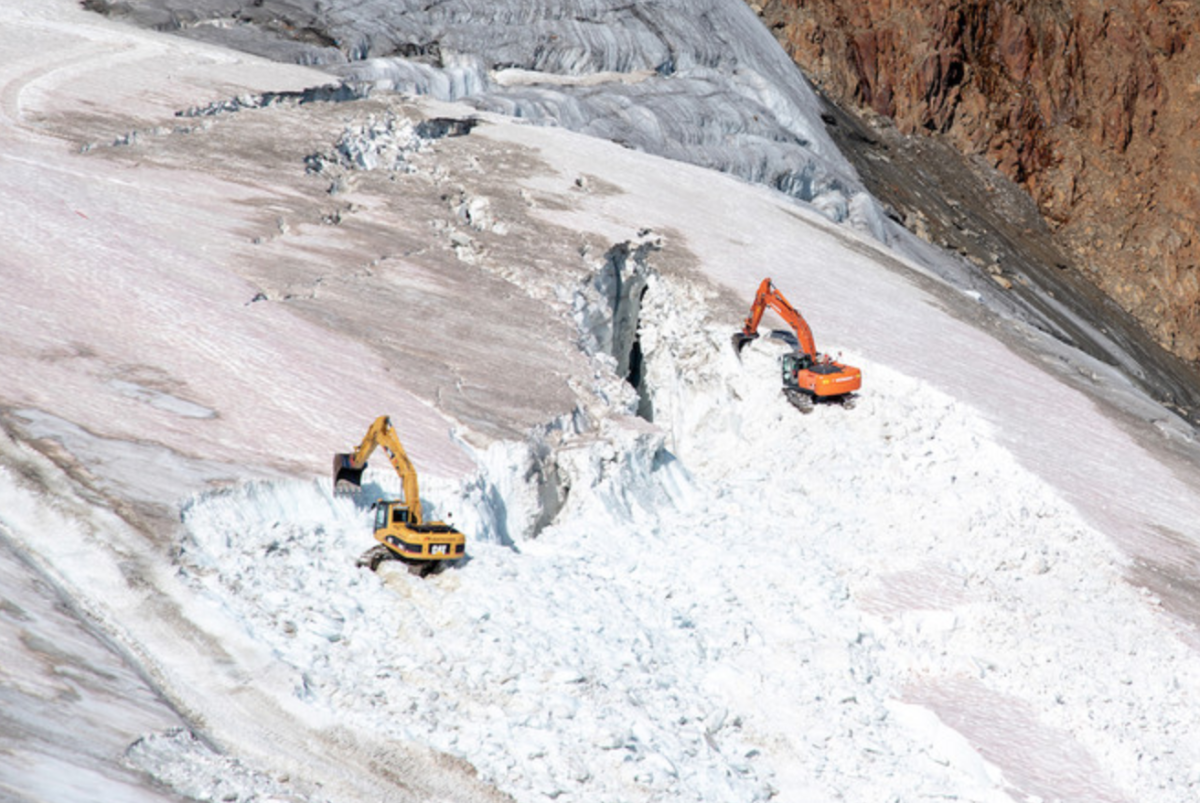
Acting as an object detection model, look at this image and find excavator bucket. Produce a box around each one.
[332,453,364,495]
[731,331,759,356]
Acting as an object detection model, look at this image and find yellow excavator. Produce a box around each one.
[333,415,466,575]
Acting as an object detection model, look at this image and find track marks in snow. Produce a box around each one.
[905,679,1131,803]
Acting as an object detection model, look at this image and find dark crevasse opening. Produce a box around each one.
[626,286,653,422]
[600,241,655,423]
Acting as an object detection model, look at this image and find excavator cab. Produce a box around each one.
[362,498,464,573]
[780,350,861,412]
[369,499,465,567]
[780,352,808,382]
[375,502,411,528]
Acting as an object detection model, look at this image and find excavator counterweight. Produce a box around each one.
[334,415,465,575]
[734,278,861,412]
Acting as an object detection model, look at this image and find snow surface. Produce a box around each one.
[3,2,1200,803]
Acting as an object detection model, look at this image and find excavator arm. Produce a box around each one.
[333,415,424,524]
[733,277,817,357]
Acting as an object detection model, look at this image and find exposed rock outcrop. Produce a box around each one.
[757,0,1200,363]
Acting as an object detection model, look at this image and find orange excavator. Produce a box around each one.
[732,278,862,412]
[333,415,465,575]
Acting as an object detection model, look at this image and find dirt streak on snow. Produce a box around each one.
[0,532,189,803]
[0,2,475,488]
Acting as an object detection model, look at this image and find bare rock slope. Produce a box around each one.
[758,0,1200,363]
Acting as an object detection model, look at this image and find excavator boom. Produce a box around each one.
[733,277,817,357]
[334,415,426,523]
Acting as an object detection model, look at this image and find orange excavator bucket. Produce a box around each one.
[332,453,365,495]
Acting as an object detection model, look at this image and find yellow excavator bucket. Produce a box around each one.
[332,453,364,495]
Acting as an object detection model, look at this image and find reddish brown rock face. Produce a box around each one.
[757,0,1200,362]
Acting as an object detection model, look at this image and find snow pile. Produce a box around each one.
[304,111,426,175]
[153,265,1200,803]
[636,275,1200,802]
[125,729,313,803]
[301,109,480,178]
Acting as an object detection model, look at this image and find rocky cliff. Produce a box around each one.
[756,0,1200,363]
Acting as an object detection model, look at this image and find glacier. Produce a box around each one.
[2,2,1200,803]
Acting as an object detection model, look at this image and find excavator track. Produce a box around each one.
[784,388,814,413]
[356,544,394,572]
[356,544,445,577]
